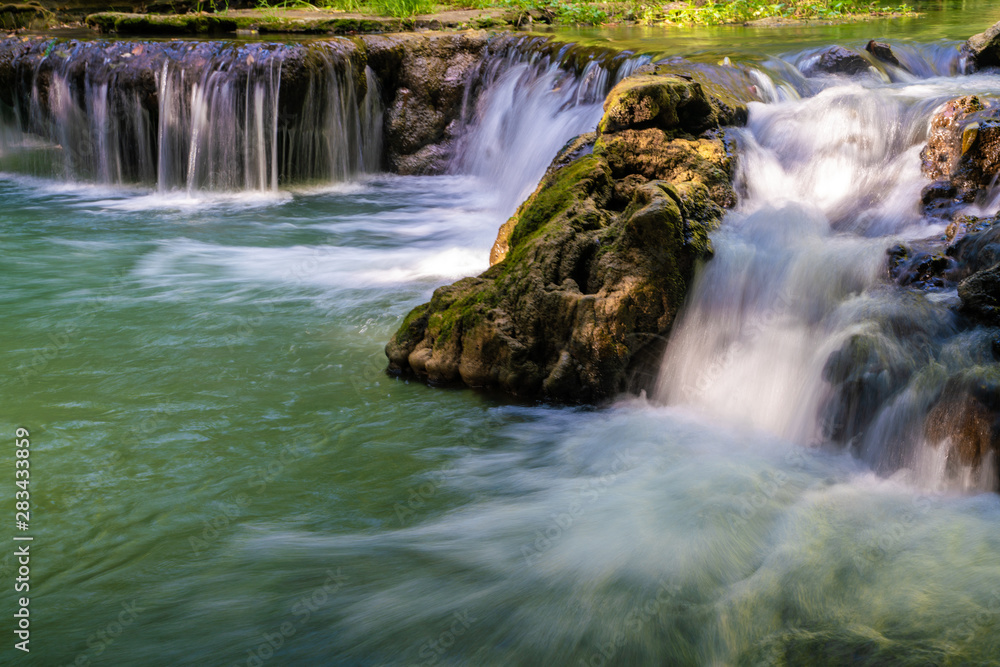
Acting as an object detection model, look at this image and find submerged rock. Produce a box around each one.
[385,73,744,401]
[800,46,870,77]
[919,95,1000,217]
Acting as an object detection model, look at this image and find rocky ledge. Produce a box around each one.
[385,69,745,402]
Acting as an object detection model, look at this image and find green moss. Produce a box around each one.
[507,155,610,253]
[0,3,51,30]
[429,283,501,348]
[85,10,402,35]
[87,12,237,34]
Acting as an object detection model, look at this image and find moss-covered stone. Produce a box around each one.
[598,74,719,135]
[85,10,406,36]
[87,12,238,35]
[386,73,744,402]
[0,3,52,30]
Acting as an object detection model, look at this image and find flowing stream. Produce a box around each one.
[4,3,1000,665]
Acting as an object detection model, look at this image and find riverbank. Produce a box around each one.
[5,0,919,36]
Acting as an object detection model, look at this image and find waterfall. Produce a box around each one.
[0,34,638,201]
[0,39,381,190]
[655,49,1000,492]
[449,38,648,213]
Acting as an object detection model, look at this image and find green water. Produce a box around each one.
[548,0,1000,59]
[0,177,509,664]
[4,4,1000,665]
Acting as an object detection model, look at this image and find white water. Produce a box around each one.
[0,40,382,190]
[0,37,636,201]
[7,33,1000,665]
[452,49,648,213]
[656,66,1000,493]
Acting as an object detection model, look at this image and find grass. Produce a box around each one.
[659,0,915,26]
[229,0,916,24]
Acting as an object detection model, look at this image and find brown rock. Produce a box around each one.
[926,391,1000,469]
[866,40,900,68]
[386,74,743,402]
[958,262,1000,325]
[919,95,1000,215]
[961,19,1000,72]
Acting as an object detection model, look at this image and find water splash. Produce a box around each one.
[656,63,1000,492]
[450,39,648,213]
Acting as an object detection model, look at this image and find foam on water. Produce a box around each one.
[656,54,1000,493]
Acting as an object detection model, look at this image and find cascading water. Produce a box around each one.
[0,39,382,190]
[450,38,648,213]
[656,46,1000,492]
[0,34,638,206]
[8,15,1000,663]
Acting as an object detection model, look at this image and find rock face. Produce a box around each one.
[385,71,744,402]
[919,95,1000,217]
[363,31,492,175]
[800,46,870,77]
[961,19,1000,72]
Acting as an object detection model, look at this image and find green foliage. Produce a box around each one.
[663,0,916,25]
[370,0,436,17]
[554,1,607,24]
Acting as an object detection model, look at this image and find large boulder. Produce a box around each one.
[385,72,744,402]
[961,19,1000,72]
[919,95,1000,217]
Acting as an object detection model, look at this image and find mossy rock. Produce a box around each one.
[598,73,719,135]
[86,12,238,35]
[0,3,52,30]
[387,75,743,402]
[85,10,401,36]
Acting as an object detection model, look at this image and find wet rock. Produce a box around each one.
[365,31,489,175]
[886,244,908,281]
[892,250,953,290]
[925,377,1000,469]
[961,19,1000,72]
[597,74,719,135]
[919,95,1000,216]
[946,220,1000,280]
[958,262,1000,325]
[865,40,900,68]
[821,333,901,443]
[386,75,743,402]
[800,46,870,77]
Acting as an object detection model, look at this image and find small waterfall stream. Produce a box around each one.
[0,35,639,203]
[656,46,1000,492]
[7,21,1000,664]
[450,38,647,212]
[0,39,382,190]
